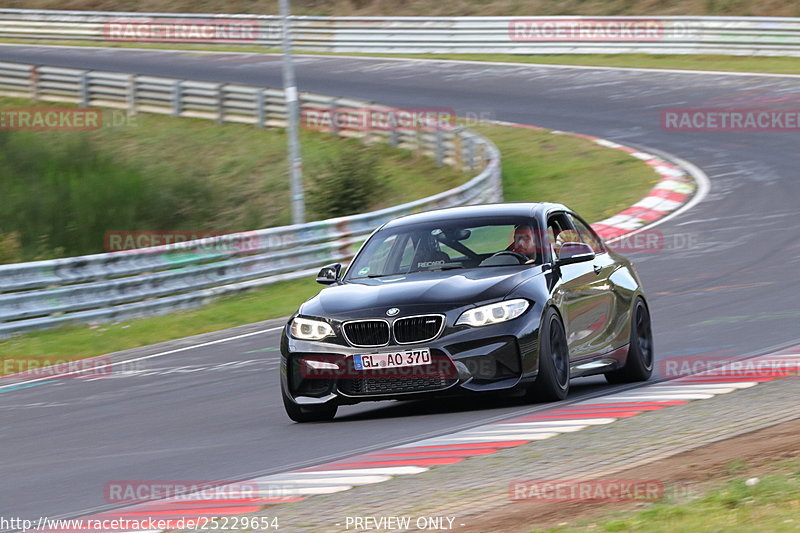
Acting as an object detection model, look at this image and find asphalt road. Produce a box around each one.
[1,46,799,523]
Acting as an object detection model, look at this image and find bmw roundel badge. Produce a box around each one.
[386,308,400,317]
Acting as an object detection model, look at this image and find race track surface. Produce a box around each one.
[1,46,798,523]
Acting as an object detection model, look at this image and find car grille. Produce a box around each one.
[340,376,453,395]
[342,320,390,347]
[337,355,457,396]
[393,315,444,344]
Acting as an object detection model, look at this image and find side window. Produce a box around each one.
[547,212,579,259]
[367,234,398,274]
[397,235,418,271]
[569,214,606,254]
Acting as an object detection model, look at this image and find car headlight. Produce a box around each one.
[455,299,530,327]
[290,317,334,340]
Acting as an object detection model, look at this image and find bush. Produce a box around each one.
[307,144,386,219]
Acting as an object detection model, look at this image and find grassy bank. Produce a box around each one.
[546,459,800,532]
[0,97,466,262]
[0,121,659,366]
[3,0,794,16]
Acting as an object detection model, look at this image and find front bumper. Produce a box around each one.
[281,315,541,406]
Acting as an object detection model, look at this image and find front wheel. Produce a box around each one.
[283,394,338,423]
[605,297,654,384]
[528,308,570,402]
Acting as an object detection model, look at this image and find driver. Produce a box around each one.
[507,225,539,264]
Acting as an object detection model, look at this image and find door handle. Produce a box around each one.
[593,264,602,275]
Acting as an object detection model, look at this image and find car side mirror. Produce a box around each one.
[316,263,342,285]
[555,242,595,266]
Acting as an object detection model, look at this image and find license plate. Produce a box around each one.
[353,348,431,370]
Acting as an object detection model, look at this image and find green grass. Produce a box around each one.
[544,461,800,533]
[0,120,658,368]
[474,124,660,220]
[0,97,467,261]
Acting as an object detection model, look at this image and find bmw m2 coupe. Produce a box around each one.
[280,203,653,422]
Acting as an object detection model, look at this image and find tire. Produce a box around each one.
[528,308,570,402]
[283,394,338,423]
[605,297,654,384]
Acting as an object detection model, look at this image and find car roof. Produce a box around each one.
[382,202,570,229]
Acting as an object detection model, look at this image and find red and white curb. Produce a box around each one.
[53,348,800,532]
[491,120,700,242]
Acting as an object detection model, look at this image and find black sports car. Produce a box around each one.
[280,203,653,422]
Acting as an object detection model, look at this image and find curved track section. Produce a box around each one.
[1,46,799,523]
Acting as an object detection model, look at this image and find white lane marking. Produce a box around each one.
[269,486,353,496]
[601,393,716,400]
[648,385,739,393]
[254,475,392,485]
[667,382,759,389]
[416,432,560,444]
[0,326,283,392]
[499,418,618,426]
[464,425,589,435]
[282,467,429,476]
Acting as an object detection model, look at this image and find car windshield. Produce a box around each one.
[346,215,543,279]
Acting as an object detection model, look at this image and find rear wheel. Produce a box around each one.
[605,297,654,384]
[528,308,570,402]
[283,394,338,423]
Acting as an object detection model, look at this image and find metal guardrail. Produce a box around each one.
[2,9,800,56]
[0,61,502,338]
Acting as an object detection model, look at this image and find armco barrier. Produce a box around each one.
[0,61,501,338]
[1,10,800,56]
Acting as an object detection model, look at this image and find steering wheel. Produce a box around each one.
[487,251,529,264]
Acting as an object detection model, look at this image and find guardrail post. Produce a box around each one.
[329,97,339,137]
[453,128,464,170]
[79,71,90,107]
[465,136,476,171]
[216,84,225,125]
[126,75,137,117]
[388,108,399,147]
[256,89,266,129]
[172,80,182,118]
[435,128,445,167]
[29,65,39,101]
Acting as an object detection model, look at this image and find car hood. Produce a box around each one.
[300,266,545,318]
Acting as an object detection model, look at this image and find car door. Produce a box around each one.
[567,213,619,357]
[548,211,611,360]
